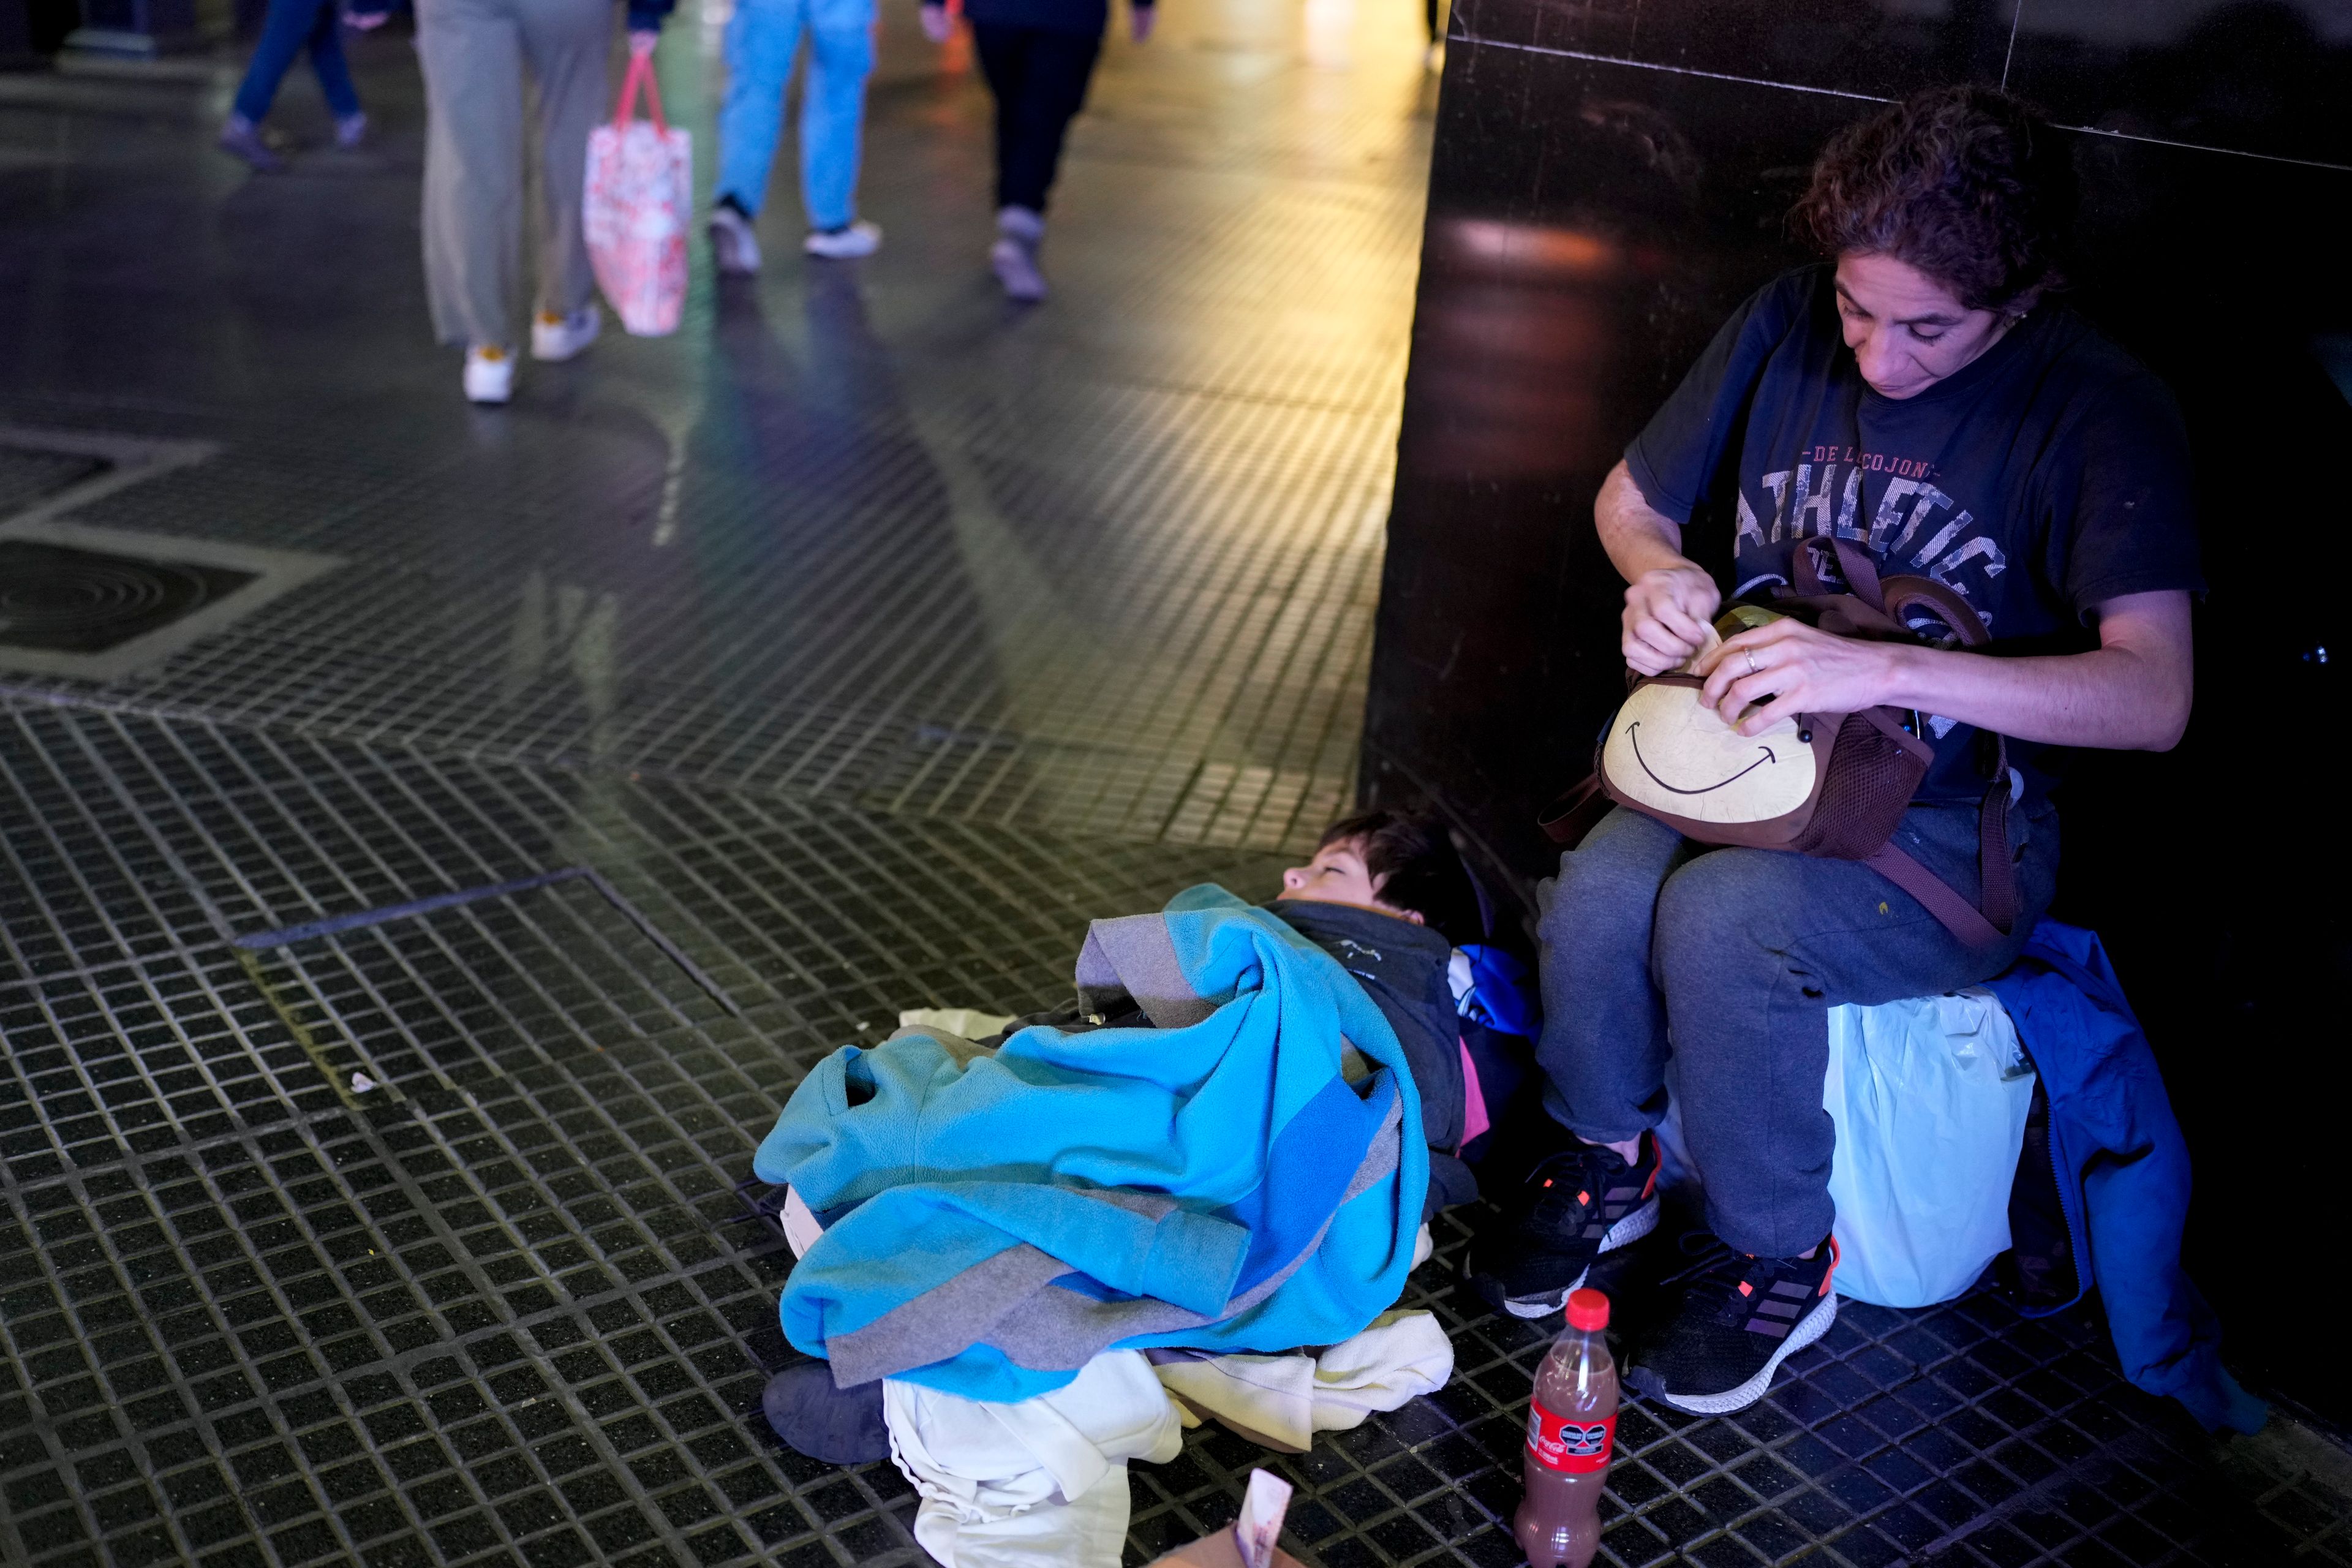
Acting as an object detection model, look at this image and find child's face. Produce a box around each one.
[1275,840,1423,923]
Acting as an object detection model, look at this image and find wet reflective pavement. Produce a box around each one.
[0,0,1433,851]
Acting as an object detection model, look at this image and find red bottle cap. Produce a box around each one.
[1564,1287,1610,1332]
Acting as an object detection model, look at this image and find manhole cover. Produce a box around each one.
[0,540,258,654]
[0,517,339,683]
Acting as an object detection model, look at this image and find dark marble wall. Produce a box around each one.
[1366,0,2352,1421]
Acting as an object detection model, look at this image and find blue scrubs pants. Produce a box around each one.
[714,0,875,230]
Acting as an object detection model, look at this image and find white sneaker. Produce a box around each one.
[990,238,1047,301]
[803,219,882,260]
[530,306,600,362]
[992,206,1047,302]
[709,204,761,274]
[464,345,514,404]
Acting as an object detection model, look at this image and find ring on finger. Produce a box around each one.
[1744,649,1760,677]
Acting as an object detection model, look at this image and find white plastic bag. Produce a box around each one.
[584,48,690,337]
[1651,987,2034,1309]
[1822,987,2036,1308]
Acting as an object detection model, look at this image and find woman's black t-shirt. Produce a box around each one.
[1624,264,2203,805]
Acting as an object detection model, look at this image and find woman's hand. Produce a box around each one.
[1621,564,1720,675]
[1698,618,1902,734]
[919,2,954,42]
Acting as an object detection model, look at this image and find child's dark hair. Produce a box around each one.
[1318,810,1484,943]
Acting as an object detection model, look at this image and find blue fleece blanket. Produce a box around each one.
[1986,922,2265,1434]
[754,886,1430,1401]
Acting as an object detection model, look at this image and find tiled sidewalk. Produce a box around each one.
[1,1,2346,1564]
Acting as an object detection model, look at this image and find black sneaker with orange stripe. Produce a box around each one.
[1464,1128,1660,1319]
[1624,1231,1839,1415]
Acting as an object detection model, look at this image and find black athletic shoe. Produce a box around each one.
[1624,1231,1839,1415]
[1465,1128,1661,1319]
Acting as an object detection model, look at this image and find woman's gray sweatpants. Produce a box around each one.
[1534,800,2059,1259]
[415,0,611,349]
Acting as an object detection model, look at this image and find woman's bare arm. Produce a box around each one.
[1700,590,2194,751]
[1596,461,1721,674]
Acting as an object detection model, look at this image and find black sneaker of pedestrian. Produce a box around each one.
[1624,1231,1839,1415]
[760,1360,890,1464]
[1464,1126,1660,1319]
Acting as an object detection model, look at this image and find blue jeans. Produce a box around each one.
[1534,801,2058,1258]
[714,0,875,229]
[233,0,361,124]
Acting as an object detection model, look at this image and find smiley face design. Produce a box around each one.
[1601,682,1817,824]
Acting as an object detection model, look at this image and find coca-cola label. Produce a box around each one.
[1525,1399,1615,1473]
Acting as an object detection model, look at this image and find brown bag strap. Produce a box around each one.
[1852,717,2015,943]
[1789,540,1994,652]
[1864,841,2008,949]
[1790,537,1891,613]
[1978,737,2016,933]
[1538,772,1612,848]
[1831,538,1885,612]
[1792,538,1832,598]
[1879,574,1991,648]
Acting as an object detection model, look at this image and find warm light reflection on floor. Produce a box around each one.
[0,0,1442,856]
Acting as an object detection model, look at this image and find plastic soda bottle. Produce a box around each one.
[1513,1287,1617,1568]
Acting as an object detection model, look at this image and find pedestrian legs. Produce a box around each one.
[799,0,877,232]
[517,0,609,323]
[304,0,363,120]
[232,0,355,123]
[417,0,527,349]
[224,0,363,167]
[714,0,810,216]
[971,21,1101,214]
[417,0,607,351]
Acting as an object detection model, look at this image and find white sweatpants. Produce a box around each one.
[883,1351,1184,1568]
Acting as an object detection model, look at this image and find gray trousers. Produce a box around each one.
[1534,800,2058,1259]
[416,0,611,349]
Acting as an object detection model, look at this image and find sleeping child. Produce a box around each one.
[752,810,1537,1464]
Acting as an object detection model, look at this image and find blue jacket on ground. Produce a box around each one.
[1986,922,2265,1434]
[755,886,1429,1403]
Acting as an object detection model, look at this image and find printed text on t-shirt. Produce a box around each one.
[1733,451,2005,624]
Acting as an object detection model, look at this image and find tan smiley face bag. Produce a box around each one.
[1542,538,2017,947]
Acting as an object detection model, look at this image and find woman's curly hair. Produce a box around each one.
[1792,85,2075,314]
